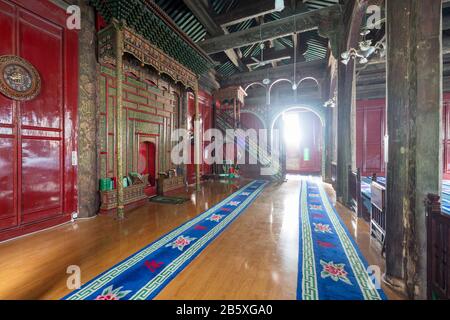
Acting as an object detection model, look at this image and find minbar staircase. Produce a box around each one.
[215,111,283,181]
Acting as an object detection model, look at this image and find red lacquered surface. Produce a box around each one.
[356,99,386,176]
[0,0,78,241]
[138,141,156,186]
[240,112,264,131]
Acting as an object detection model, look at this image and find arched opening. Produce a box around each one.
[272,107,324,177]
[295,77,321,99]
[268,78,294,105]
[244,82,267,93]
[138,141,157,196]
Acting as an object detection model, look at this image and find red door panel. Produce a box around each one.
[19,10,63,129]
[0,138,17,229]
[18,7,65,224]
[0,1,15,57]
[0,0,78,240]
[364,108,384,173]
[139,142,156,186]
[0,1,14,126]
[138,142,149,175]
[0,0,16,231]
[21,139,62,223]
[356,100,386,176]
[148,143,156,186]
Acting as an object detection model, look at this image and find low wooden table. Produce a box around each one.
[157,174,185,195]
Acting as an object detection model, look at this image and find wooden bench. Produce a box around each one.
[100,175,149,213]
[157,174,185,195]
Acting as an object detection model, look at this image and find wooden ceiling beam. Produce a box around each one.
[243,45,293,67]
[214,0,280,28]
[254,16,279,68]
[199,5,342,54]
[182,0,248,72]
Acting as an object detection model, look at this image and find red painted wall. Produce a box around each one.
[238,112,265,177]
[356,99,386,176]
[240,112,264,131]
[0,0,78,241]
[357,96,450,179]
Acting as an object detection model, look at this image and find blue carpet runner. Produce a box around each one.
[64,180,268,300]
[297,179,387,300]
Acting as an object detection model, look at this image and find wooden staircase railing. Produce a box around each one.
[215,111,282,181]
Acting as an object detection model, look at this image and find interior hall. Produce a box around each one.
[0,0,448,301]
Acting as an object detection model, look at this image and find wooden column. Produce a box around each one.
[114,21,125,219]
[336,58,356,203]
[194,84,201,191]
[385,0,442,299]
[238,101,241,127]
[324,107,333,182]
[335,1,366,204]
[233,98,237,128]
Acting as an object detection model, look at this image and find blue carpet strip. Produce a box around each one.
[64,180,268,300]
[297,179,387,300]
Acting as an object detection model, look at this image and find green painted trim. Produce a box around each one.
[90,0,214,75]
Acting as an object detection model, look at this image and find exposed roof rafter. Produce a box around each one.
[182,0,248,72]
[214,0,281,27]
[199,5,342,54]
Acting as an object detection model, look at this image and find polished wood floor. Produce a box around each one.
[0,177,404,300]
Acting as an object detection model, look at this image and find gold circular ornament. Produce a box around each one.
[0,55,41,101]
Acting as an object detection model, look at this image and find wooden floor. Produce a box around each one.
[0,177,404,300]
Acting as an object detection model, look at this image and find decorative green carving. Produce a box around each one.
[91,0,214,75]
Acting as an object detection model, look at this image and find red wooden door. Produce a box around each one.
[138,142,150,175]
[356,100,386,176]
[285,111,322,174]
[138,142,156,185]
[0,0,78,240]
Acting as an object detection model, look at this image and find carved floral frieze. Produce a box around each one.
[99,25,198,90]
